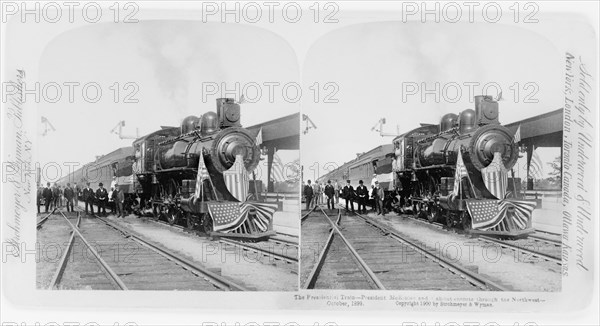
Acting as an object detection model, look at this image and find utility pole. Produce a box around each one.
[110,121,139,139]
[41,116,56,136]
[302,114,317,135]
[371,118,401,137]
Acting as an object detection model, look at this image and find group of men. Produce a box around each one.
[302,178,386,215]
[38,181,126,218]
[38,182,80,213]
[303,180,341,210]
[340,179,386,215]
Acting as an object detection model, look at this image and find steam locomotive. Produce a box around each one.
[57,98,275,238]
[132,98,275,237]
[393,95,534,237]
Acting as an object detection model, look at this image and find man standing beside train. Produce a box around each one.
[115,184,125,218]
[96,183,108,217]
[64,183,74,212]
[73,182,80,208]
[374,181,385,215]
[43,182,53,213]
[303,180,314,211]
[83,182,95,216]
[324,180,335,211]
[356,180,369,214]
[342,180,355,214]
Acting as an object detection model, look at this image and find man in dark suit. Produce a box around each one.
[356,180,369,214]
[324,180,335,210]
[342,180,355,214]
[37,187,42,214]
[96,183,108,216]
[51,184,59,210]
[73,182,80,207]
[303,180,314,211]
[42,182,53,213]
[83,182,95,215]
[64,183,74,212]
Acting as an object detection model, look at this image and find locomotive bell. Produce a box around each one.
[200,112,219,136]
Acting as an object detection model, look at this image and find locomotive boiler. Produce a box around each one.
[132,98,271,237]
[393,95,535,237]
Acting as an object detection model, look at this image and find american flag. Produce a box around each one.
[453,150,468,195]
[194,152,210,198]
[240,201,278,232]
[255,127,263,146]
[223,154,249,202]
[466,198,535,230]
[207,202,243,232]
[272,152,285,182]
[481,152,508,200]
[513,124,521,143]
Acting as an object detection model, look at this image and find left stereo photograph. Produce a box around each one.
[30,20,300,291]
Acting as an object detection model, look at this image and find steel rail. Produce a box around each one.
[302,208,343,289]
[269,237,299,247]
[48,211,81,289]
[58,209,129,290]
[301,205,317,222]
[318,207,387,290]
[534,229,562,237]
[218,238,298,264]
[528,234,562,246]
[96,215,247,291]
[479,235,562,265]
[37,208,56,229]
[352,210,508,291]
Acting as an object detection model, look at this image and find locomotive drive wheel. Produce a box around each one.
[417,203,428,220]
[202,214,214,233]
[461,211,472,231]
[427,206,440,223]
[185,212,198,230]
[445,213,454,228]
[152,204,160,221]
[166,206,180,225]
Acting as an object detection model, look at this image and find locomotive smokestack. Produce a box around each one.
[216,98,241,128]
[474,95,499,126]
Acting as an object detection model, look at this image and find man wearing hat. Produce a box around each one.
[303,180,314,211]
[356,180,369,214]
[324,180,335,210]
[342,180,355,214]
[64,183,74,212]
[115,184,125,218]
[83,182,95,215]
[95,182,108,216]
[42,182,53,213]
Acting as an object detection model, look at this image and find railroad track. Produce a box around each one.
[478,235,562,265]
[37,208,56,229]
[143,213,299,266]
[301,205,507,291]
[402,212,562,265]
[218,238,298,265]
[47,208,247,291]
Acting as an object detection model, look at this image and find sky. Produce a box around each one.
[32,18,568,184]
[300,21,564,181]
[36,21,300,184]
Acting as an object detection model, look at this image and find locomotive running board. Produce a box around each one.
[208,230,276,241]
